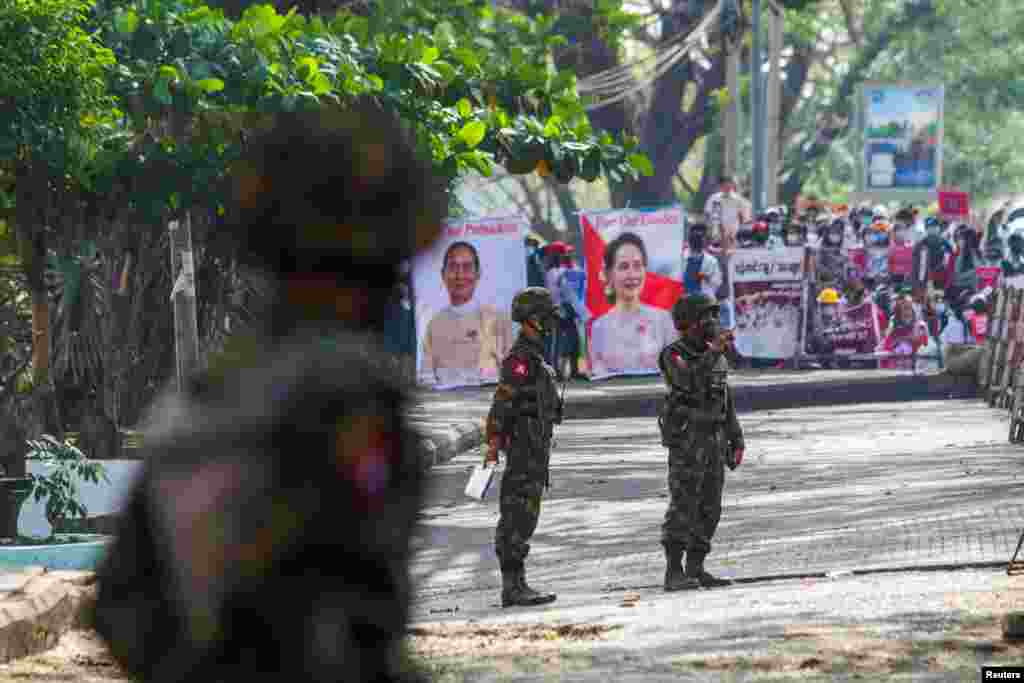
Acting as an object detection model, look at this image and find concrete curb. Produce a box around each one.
[418,420,485,470]
[418,372,978,469]
[0,569,95,664]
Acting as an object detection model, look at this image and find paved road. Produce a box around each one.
[409,399,1024,626]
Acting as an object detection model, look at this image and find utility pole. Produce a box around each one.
[751,0,764,215]
[169,212,200,393]
[765,5,783,207]
[722,0,741,180]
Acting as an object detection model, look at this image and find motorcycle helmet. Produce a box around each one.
[817,287,841,305]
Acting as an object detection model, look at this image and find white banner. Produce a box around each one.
[413,216,526,389]
[730,247,806,359]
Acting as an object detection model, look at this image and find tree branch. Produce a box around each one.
[779,0,943,203]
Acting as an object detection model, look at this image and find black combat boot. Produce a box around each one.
[685,551,732,588]
[518,566,556,605]
[663,545,699,592]
[501,565,556,607]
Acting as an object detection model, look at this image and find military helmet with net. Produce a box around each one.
[218,99,448,287]
[672,292,719,328]
[511,287,560,324]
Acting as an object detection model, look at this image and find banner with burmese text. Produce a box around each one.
[413,215,526,390]
[581,206,686,380]
[730,247,806,359]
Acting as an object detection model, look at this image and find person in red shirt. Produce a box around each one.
[964,295,989,345]
[879,295,929,369]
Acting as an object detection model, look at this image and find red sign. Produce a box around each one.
[889,245,913,277]
[976,265,1001,291]
[938,190,970,217]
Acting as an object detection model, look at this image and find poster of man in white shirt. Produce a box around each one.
[413,217,525,388]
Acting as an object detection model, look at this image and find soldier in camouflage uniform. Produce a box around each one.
[658,292,745,592]
[485,287,563,607]
[91,101,446,683]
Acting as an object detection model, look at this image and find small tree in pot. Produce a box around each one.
[24,434,110,536]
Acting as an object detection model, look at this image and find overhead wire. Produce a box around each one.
[577,29,696,91]
[582,0,722,111]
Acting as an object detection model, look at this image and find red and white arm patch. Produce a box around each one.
[672,352,688,369]
[501,354,533,384]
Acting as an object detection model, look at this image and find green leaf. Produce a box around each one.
[434,21,456,48]
[458,120,487,149]
[366,74,384,91]
[431,60,456,83]
[456,98,472,118]
[421,46,440,65]
[153,80,172,105]
[114,9,139,35]
[543,115,562,137]
[627,153,654,177]
[195,78,225,94]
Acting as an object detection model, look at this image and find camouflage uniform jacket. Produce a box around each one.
[657,337,744,452]
[93,329,424,683]
[485,334,562,482]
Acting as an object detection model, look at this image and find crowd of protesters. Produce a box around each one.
[384,178,1024,381]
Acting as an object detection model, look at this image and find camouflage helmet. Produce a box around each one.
[672,292,719,328]
[217,99,447,282]
[511,287,560,324]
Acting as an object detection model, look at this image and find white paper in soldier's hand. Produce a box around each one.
[464,464,496,501]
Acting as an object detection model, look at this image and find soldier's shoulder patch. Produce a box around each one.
[503,354,532,379]
[671,352,688,369]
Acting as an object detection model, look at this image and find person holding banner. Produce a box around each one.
[879,295,930,369]
[590,232,677,377]
[419,241,516,386]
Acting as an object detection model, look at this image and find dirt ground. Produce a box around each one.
[2,570,1023,681]
[0,630,129,682]
[402,570,1024,682]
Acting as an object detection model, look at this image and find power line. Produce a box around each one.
[583,1,722,111]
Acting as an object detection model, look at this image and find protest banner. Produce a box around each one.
[889,243,913,279]
[938,189,969,217]
[977,265,1001,291]
[581,206,685,379]
[818,301,882,356]
[413,215,526,389]
[730,247,805,359]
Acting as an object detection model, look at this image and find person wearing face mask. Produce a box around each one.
[879,294,930,369]
[912,216,953,300]
[813,219,849,292]
[889,211,916,287]
[589,232,677,377]
[704,176,752,256]
[485,287,564,608]
[947,223,982,305]
[682,223,723,299]
[1002,232,1024,286]
[864,219,891,282]
[657,293,744,592]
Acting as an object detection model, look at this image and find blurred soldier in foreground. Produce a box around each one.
[91,101,446,682]
[485,287,563,607]
[657,293,745,592]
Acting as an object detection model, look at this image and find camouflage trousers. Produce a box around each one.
[495,471,546,570]
[661,429,726,555]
